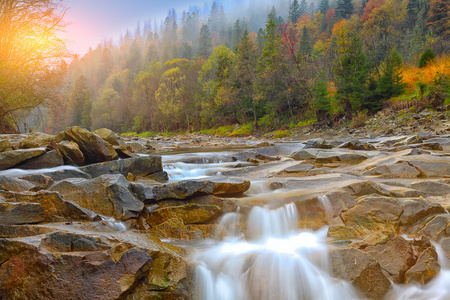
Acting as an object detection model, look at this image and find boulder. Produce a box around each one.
[147,218,204,240]
[408,181,450,196]
[60,126,118,164]
[19,174,54,191]
[363,162,421,178]
[397,198,445,228]
[0,225,55,238]
[327,225,363,239]
[152,177,250,201]
[329,247,391,299]
[338,140,376,151]
[0,190,98,222]
[405,248,441,285]
[0,202,44,225]
[280,163,314,174]
[40,232,111,252]
[0,148,46,170]
[18,133,55,149]
[16,150,64,170]
[290,149,317,161]
[416,214,450,241]
[441,237,450,260]
[93,128,123,146]
[0,176,35,192]
[0,140,12,152]
[57,140,85,165]
[406,160,450,177]
[341,195,402,233]
[79,155,163,178]
[365,236,415,283]
[146,203,222,227]
[49,174,144,220]
[342,181,392,197]
[41,167,92,181]
[304,138,333,149]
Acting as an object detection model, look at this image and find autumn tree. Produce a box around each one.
[0,0,69,132]
[427,0,449,38]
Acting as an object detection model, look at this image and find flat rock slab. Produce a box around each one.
[146,203,222,227]
[0,148,46,170]
[152,176,250,201]
[0,202,44,225]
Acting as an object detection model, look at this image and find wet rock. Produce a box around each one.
[363,162,421,178]
[416,214,450,241]
[304,138,333,149]
[18,133,55,149]
[41,232,111,252]
[0,190,98,222]
[60,126,118,164]
[0,202,44,225]
[79,155,162,178]
[41,168,92,181]
[338,140,376,151]
[349,231,393,249]
[0,148,46,170]
[49,174,143,220]
[0,140,12,152]
[16,150,64,170]
[151,218,204,240]
[327,225,363,239]
[329,247,391,299]
[19,174,54,191]
[342,181,392,197]
[290,149,317,161]
[341,195,402,233]
[126,142,148,153]
[365,236,415,283]
[0,176,35,192]
[152,177,250,201]
[441,238,450,260]
[57,140,85,165]
[280,163,314,174]
[406,160,450,177]
[93,128,122,146]
[0,225,55,238]
[146,204,222,227]
[405,248,441,285]
[397,198,445,229]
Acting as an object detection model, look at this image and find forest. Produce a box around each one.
[0,0,449,135]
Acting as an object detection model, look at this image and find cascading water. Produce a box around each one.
[193,203,360,300]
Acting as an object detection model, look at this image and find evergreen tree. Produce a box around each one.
[375,49,406,102]
[68,76,93,128]
[198,25,213,58]
[300,0,308,16]
[289,0,301,23]
[298,26,313,57]
[336,0,354,19]
[314,72,331,122]
[319,0,329,13]
[419,48,436,68]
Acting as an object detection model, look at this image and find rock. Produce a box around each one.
[146,204,222,227]
[49,174,144,220]
[350,231,393,249]
[0,140,12,152]
[280,163,314,174]
[416,214,450,241]
[329,247,391,299]
[365,236,415,283]
[406,160,450,177]
[0,225,55,238]
[150,217,204,240]
[57,140,85,165]
[79,155,162,178]
[405,135,423,145]
[126,142,147,153]
[18,133,55,149]
[342,181,392,197]
[397,198,445,228]
[341,195,402,233]
[304,138,333,149]
[441,238,450,260]
[0,176,35,192]
[0,190,98,222]
[0,202,44,225]
[408,181,450,196]
[338,140,376,151]
[16,150,64,170]
[405,248,441,285]
[41,232,111,252]
[61,126,118,164]
[19,174,54,191]
[327,225,363,239]
[152,177,250,201]
[93,128,122,146]
[0,148,46,170]
[363,162,421,178]
[290,149,317,161]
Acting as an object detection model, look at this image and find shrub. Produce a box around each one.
[419,48,436,68]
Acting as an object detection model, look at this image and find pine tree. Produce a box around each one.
[289,0,301,23]
[68,76,92,128]
[314,72,331,122]
[336,0,354,19]
[298,26,313,57]
[300,0,308,16]
[319,0,329,13]
[376,49,406,101]
[198,25,213,58]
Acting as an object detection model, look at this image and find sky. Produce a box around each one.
[62,0,213,54]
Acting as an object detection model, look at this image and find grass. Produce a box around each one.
[402,55,450,91]
[265,129,292,138]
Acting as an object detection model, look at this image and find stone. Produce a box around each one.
[408,181,450,196]
[0,140,12,152]
[416,214,450,241]
[61,126,118,164]
[363,162,421,178]
[304,138,333,149]
[441,238,450,260]
[327,225,363,239]
[341,195,403,233]
[151,218,204,240]
[405,248,441,285]
[280,163,314,174]
[342,181,392,197]
[0,148,46,170]
[79,155,163,178]
[397,198,445,228]
[19,174,54,191]
[146,203,221,227]
[0,190,98,222]
[41,232,111,252]
[0,225,55,238]
[16,150,64,170]
[152,177,250,201]
[365,236,415,283]
[93,128,122,146]
[57,140,85,165]
[49,174,144,220]
[338,140,376,151]
[406,160,450,177]
[290,149,317,161]
[18,133,55,149]
[329,247,391,299]
[0,176,35,192]
[0,202,44,225]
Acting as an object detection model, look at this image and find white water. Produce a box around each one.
[100,216,128,231]
[194,203,360,300]
[0,165,80,177]
[164,161,237,181]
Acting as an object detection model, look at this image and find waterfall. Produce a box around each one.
[193,203,360,300]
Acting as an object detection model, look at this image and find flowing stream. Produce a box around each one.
[163,150,450,300]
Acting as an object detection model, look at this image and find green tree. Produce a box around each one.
[0,0,69,132]
[419,48,436,68]
[319,0,330,13]
[198,25,213,58]
[336,0,354,19]
[375,49,406,103]
[68,76,93,128]
[298,26,313,57]
[300,0,308,16]
[313,72,331,122]
[289,0,302,23]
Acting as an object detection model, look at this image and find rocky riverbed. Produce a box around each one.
[1,122,450,299]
